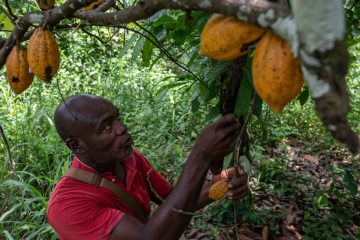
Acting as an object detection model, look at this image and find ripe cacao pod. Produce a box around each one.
[252,30,304,113]
[82,0,104,11]
[200,14,265,61]
[27,28,60,83]
[6,46,34,94]
[36,0,55,10]
[209,179,228,200]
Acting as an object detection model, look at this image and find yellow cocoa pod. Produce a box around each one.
[209,179,228,200]
[200,14,265,61]
[27,28,60,83]
[252,30,304,113]
[36,0,55,10]
[6,46,34,94]
[82,0,105,11]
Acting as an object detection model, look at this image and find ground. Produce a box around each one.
[183,138,360,240]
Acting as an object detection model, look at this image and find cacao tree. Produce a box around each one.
[0,0,359,156]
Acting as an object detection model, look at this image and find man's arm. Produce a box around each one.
[110,114,241,240]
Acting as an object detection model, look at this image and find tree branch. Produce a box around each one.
[291,0,360,153]
[74,0,289,27]
[4,0,17,21]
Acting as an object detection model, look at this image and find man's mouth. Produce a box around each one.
[121,136,132,147]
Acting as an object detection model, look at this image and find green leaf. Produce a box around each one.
[131,37,146,62]
[151,14,178,30]
[206,103,220,121]
[234,59,254,116]
[204,61,231,83]
[253,94,263,117]
[298,86,309,106]
[2,16,14,37]
[343,169,358,197]
[0,13,6,23]
[120,33,138,57]
[191,97,200,112]
[141,39,154,67]
[234,74,253,117]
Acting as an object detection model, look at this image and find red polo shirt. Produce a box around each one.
[47,149,171,240]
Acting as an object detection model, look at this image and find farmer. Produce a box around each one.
[47,94,250,240]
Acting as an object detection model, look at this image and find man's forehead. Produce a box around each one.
[77,99,117,118]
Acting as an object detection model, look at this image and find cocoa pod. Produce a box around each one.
[36,0,55,10]
[200,14,265,61]
[6,46,34,94]
[209,179,228,200]
[82,0,105,11]
[27,28,60,83]
[252,30,304,113]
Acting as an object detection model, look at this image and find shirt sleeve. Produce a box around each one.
[47,183,124,240]
[132,149,172,201]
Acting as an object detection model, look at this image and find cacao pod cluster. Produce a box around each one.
[5,28,60,94]
[200,14,304,113]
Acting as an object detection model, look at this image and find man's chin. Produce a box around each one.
[120,147,133,161]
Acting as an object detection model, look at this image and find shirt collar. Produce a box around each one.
[70,152,137,184]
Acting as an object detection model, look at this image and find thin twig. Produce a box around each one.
[232,91,256,240]
[81,28,108,44]
[115,24,205,87]
[114,1,205,87]
[0,124,15,174]
[233,92,257,168]
[56,69,77,121]
[81,27,120,44]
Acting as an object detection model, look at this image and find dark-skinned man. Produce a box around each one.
[47,94,250,240]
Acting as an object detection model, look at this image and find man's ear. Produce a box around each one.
[65,138,86,154]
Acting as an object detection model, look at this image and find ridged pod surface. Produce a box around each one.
[209,179,228,200]
[82,0,105,11]
[200,14,265,61]
[27,28,60,83]
[6,46,34,94]
[36,0,55,10]
[252,30,304,113]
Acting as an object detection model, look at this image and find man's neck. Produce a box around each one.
[75,155,126,184]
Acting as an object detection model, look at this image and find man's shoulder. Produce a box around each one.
[48,176,110,206]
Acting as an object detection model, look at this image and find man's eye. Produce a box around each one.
[103,122,112,131]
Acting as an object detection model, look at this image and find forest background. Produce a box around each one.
[0,0,359,239]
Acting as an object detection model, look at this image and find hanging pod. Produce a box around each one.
[252,30,304,113]
[27,28,60,83]
[6,46,34,94]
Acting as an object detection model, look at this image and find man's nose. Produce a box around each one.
[115,121,127,135]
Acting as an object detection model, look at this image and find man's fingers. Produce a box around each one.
[228,175,248,189]
[226,185,251,200]
[216,114,239,128]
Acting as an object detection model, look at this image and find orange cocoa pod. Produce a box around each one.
[27,28,60,83]
[36,0,55,10]
[209,179,228,200]
[200,14,265,61]
[82,0,105,11]
[6,46,34,94]
[252,30,304,113]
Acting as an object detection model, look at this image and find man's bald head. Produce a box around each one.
[54,94,112,142]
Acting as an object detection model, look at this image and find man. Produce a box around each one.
[47,94,249,240]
